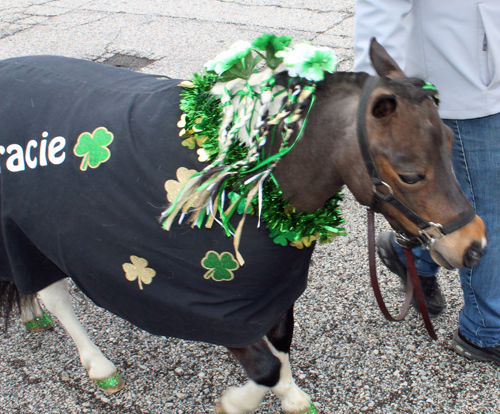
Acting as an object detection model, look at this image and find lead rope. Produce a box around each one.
[367,208,437,340]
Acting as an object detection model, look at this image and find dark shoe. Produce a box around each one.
[376,232,445,318]
[453,329,500,364]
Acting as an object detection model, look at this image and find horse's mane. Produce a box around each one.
[316,71,439,106]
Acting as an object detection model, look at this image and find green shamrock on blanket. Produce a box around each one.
[269,228,299,246]
[73,126,114,171]
[201,251,240,281]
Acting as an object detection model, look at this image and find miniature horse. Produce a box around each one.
[0,39,486,414]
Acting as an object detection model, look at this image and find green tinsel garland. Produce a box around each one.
[179,73,250,166]
[176,71,346,248]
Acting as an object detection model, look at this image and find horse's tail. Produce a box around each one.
[0,281,22,331]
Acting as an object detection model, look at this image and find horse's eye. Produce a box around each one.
[399,173,426,185]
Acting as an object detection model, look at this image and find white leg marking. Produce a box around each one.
[217,381,269,414]
[19,295,45,323]
[37,279,117,381]
[267,340,312,414]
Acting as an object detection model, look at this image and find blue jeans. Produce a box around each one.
[391,113,500,347]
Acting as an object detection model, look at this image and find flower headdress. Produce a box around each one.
[162,34,345,265]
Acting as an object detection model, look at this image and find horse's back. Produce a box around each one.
[0,56,313,347]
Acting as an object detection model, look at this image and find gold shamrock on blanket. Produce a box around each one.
[165,167,199,206]
[123,256,156,290]
[177,114,206,149]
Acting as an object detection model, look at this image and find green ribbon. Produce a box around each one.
[423,81,437,91]
[244,92,316,175]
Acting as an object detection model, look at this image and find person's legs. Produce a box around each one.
[446,114,500,348]
[390,238,439,277]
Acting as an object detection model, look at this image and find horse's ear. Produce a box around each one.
[372,95,397,119]
[369,38,405,78]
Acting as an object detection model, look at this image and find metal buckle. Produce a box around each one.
[418,223,445,247]
[372,181,393,197]
[394,232,417,248]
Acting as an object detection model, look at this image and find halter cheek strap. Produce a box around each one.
[356,75,476,248]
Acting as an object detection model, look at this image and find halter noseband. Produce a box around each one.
[357,76,475,249]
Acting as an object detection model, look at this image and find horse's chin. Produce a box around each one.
[429,248,456,270]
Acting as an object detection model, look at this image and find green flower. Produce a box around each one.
[205,40,253,77]
[252,33,293,70]
[269,228,299,246]
[73,127,114,171]
[252,33,293,52]
[277,43,338,81]
[202,251,240,281]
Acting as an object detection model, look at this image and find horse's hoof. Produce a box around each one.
[214,403,226,413]
[94,372,125,394]
[24,313,54,332]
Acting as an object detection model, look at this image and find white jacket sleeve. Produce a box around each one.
[354,0,413,75]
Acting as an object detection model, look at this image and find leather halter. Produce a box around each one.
[357,76,475,339]
[357,76,475,249]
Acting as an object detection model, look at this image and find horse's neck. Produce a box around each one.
[272,72,367,212]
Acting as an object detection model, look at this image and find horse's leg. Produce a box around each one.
[19,294,54,332]
[215,339,279,414]
[267,306,315,414]
[216,306,315,414]
[37,279,124,393]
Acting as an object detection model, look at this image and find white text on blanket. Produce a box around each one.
[0,131,66,172]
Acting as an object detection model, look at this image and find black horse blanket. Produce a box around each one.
[0,56,314,347]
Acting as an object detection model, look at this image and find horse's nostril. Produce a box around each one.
[463,241,484,268]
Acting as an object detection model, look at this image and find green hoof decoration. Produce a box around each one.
[94,372,125,393]
[300,402,318,414]
[308,402,319,414]
[24,313,54,331]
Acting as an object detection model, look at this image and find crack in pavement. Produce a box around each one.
[310,14,355,42]
[216,0,354,14]
[0,1,109,40]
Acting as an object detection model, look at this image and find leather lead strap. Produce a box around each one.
[368,209,437,340]
[403,246,437,340]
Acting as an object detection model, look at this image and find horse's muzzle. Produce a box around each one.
[462,240,484,268]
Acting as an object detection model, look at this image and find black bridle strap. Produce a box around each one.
[356,76,382,186]
[373,191,433,230]
[440,205,476,236]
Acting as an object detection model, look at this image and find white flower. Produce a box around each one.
[277,43,337,81]
[204,41,253,75]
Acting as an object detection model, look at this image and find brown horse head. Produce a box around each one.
[273,38,486,269]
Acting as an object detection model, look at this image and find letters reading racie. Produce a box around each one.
[0,131,66,172]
